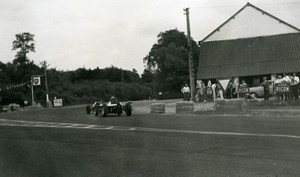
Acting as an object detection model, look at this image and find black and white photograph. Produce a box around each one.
[0,0,300,176]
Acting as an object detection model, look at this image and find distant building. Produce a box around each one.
[197,2,300,89]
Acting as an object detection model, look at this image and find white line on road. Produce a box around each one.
[0,119,300,139]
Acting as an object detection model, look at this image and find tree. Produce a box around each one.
[143,29,199,93]
[12,32,35,65]
[141,69,154,83]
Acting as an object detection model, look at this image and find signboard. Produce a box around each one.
[53,98,63,107]
[239,85,249,94]
[275,83,290,93]
[32,76,41,86]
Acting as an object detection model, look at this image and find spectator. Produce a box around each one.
[196,80,206,102]
[195,81,201,102]
[206,80,213,101]
[211,83,217,101]
[274,75,283,100]
[200,81,207,102]
[232,79,238,98]
[216,83,224,100]
[261,76,270,101]
[239,80,248,99]
[282,73,291,101]
[290,73,299,100]
[207,80,212,87]
[182,84,190,101]
[226,78,235,99]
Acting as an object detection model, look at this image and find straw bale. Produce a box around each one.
[176,101,194,114]
[215,99,247,112]
[151,103,165,114]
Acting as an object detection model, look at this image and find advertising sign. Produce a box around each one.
[275,83,290,93]
[53,98,63,107]
[32,76,41,86]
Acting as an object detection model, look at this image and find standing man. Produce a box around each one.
[182,84,191,101]
[291,73,299,100]
[195,81,201,102]
[239,80,248,99]
[261,77,270,101]
[211,82,217,101]
[282,73,291,101]
[274,75,283,100]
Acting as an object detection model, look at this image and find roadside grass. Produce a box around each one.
[2,98,300,123]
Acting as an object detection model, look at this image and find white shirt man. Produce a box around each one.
[291,73,299,85]
[274,75,283,84]
[282,74,291,84]
[182,84,190,101]
[182,85,190,93]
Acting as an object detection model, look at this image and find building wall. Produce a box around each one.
[204,6,298,42]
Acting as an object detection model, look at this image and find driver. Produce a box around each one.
[109,96,118,104]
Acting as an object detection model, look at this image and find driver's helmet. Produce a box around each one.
[109,96,118,103]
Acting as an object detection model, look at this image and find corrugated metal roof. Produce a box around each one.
[197,33,300,79]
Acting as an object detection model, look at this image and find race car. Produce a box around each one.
[85,101,102,115]
[85,97,132,117]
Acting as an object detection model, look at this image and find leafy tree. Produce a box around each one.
[143,29,199,93]
[141,69,154,83]
[12,32,35,65]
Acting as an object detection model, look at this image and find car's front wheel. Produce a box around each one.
[116,103,123,116]
[94,107,99,116]
[102,104,108,117]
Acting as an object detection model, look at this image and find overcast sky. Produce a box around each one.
[1,0,300,74]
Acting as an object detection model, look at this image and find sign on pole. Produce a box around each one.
[32,76,41,86]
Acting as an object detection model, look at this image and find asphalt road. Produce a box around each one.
[0,107,300,177]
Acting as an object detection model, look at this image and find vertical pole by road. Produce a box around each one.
[121,69,124,100]
[41,61,50,105]
[184,8,195,101]
[31,76,35,105]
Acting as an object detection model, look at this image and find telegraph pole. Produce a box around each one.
[121,69,124,99]
[184,8,195,101]
[40,61,50,103]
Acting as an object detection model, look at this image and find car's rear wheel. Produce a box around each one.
[125,103,132,116]
[86,105,91,114]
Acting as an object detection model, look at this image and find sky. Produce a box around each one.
[0,0,300,75]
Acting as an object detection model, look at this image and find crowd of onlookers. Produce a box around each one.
[181,73,300,102]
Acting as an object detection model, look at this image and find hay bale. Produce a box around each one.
[194,102,217,113]
[176,101,194,114]
[215,99,247,112]
[151,103,165,114]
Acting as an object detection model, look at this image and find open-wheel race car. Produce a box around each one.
[85,97,132,117]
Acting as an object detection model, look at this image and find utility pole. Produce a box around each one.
[40,61,50,104]
[184,8,195,101]
[121,69,124,100]
[31,75,35,105]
